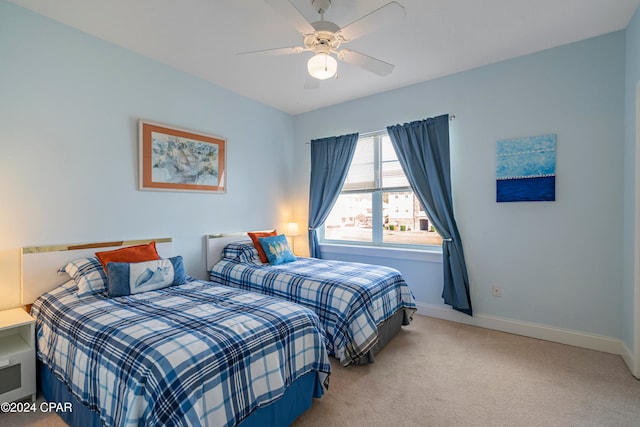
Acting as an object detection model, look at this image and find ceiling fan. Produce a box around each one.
[241,0,406,85]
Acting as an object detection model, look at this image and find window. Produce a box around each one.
[323,132,442,247]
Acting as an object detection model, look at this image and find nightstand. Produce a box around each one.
[0,308,36,403]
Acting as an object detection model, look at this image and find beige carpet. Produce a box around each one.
[2,315,639,426]
[295,315,640,427]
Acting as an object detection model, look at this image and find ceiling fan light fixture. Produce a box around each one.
[307,53,337,80]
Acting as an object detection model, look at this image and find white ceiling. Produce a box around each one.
[9,0,640,115]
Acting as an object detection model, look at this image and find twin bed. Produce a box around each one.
[24,233,416,426]
[206,233,417,367]
[23,238,330,427]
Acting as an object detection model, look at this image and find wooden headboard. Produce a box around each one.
[21,238,173,305]
[205,232,257,272]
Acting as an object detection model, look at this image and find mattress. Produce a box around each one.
[31,278,331,427]
[210,242,417,366]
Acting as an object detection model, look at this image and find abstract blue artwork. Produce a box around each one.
[496,134,556,202]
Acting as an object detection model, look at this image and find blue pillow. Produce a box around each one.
[106,256,187,297]
[257,235,296,265]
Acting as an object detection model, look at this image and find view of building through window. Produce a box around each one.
[323,132,442,247]
[325,193,372,242]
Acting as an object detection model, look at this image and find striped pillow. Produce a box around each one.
[59,257,107,297]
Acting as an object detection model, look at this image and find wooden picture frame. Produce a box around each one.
[138,120,226,193]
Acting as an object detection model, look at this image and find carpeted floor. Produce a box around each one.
[2,314,639,426]
[295,315,640,427]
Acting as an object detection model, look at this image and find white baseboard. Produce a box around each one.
[620,342,636,378]
[415,303,630,363]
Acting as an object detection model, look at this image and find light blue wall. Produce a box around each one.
[293,32,626,339]
[0,1,295,308]
[623,6,640,356]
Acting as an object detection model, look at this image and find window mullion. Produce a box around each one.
[372,190,382,244]
[374,134,382,188]
[372,135,382,244]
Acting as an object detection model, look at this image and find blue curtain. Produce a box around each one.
[387,115,472,316]
[308,133,359,258]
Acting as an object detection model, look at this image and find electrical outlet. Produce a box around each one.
[491,285,502,297]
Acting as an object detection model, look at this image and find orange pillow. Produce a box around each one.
[247,230,277,263]
[95,241,161,273]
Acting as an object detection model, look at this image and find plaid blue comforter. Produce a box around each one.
[31,279,331,427]
[210,247,416,366]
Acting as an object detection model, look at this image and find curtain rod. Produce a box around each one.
[305,114,455,144]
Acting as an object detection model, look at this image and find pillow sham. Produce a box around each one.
[59,257,107,297]
[257,234,296,265]
[106,256,187,297]
[95,241,161,273]
[247,230,277,263]
[222,241,261,263]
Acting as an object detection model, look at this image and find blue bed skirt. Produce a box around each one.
[39,361,321,426]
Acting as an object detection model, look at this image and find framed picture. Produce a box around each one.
[139,120,226,193]
[496,134,556,202]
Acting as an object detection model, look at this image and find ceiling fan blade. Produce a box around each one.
[237,46,305,56]
[339,1,406,42]
[338,49,394,77]
[264,0,316,35]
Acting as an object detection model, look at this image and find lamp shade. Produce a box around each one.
[307,53,337,80]
[286,222,300,237]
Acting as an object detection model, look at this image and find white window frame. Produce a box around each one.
[320,131,442,250]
